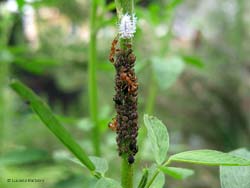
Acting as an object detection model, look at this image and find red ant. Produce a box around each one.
[108,117,118,131]
[120,71,138,93]
[109,35,119,64]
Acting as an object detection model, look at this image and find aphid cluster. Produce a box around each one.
[108,37,138,164]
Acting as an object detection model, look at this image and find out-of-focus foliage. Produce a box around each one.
[1,0,250,188]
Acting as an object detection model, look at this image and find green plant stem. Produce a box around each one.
[0,62,8,154]
[115,0,135,49]
[145,160,170,188]
[88,0,100,156]
[115,0,134,17]
[115,0,135,187]
[0,15,14,155]
[121,156,133,188]
[138,169,149,188]
[145,169,160,188]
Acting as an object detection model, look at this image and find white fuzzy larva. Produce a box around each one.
[119,13,137,39]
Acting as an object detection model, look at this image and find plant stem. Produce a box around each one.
[145,160,171,188]
[115,0,134,17]
[0,13,13,155]
[145,168,160,188]
[115,0,135,187]
[88,0,100,156]
[0,62,11,153]
[115,0,135,49]
[121,155,134,188]
[0,62,8,154]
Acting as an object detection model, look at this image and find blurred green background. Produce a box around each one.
[0,0,250,187]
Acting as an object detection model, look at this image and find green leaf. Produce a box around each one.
[89,156,108,176]
[152,56,184,90]
[220,148,250,188]
[160,167,194,180]
[137,169,149,188]
[94,178,122,188]
[10,80,95,171]
[63,155,108,176]
[0,149,50,165]
[182,55,204,68]
[14,57,58,74]
[169,150,250,166]
[144,115,169,164]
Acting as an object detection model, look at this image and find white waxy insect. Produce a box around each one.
[118,13,137,39]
